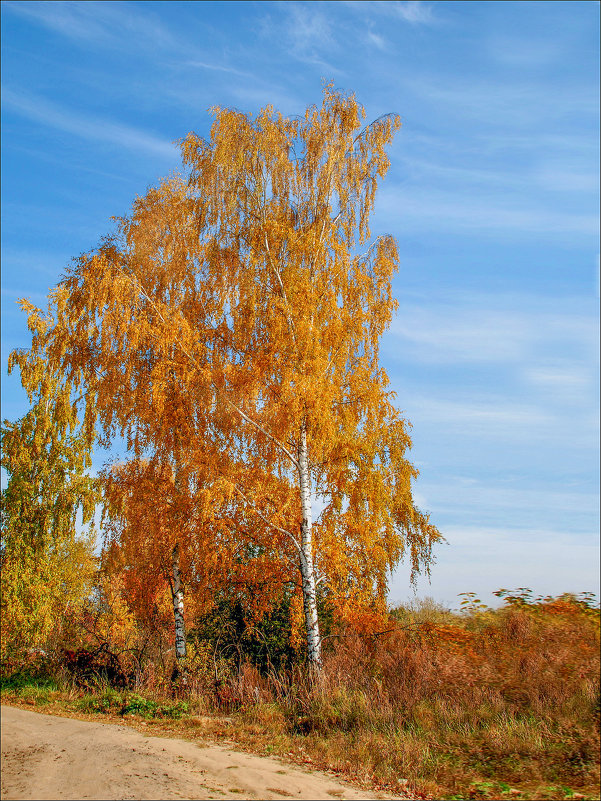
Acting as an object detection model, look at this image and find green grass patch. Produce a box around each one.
[121,693,189,719]
[75,690,189,719]
[0,672,60,693]
[75,687,125,714]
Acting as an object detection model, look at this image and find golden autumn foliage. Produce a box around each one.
[1,364,97,662]
[15,85,442,664]
[68,567,140,657]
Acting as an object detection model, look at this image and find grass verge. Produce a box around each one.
[1,678,598,801]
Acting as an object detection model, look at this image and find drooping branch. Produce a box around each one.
[232,484,301,555]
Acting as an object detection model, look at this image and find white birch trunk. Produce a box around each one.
[298,421,322,670]
[171,542,187,660]
[171,421,187,664]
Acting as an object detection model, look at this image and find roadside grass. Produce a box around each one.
[1,679,188,720]
[2,593,599,801]
[0,672,65,707]
[2,681,596,801]
[2,677,598,801]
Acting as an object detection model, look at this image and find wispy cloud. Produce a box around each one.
[380,186,599,237]
[385,293,599,470]
[388,1,435,24]
[383,118,598,237]
[406,396,555,431]
[388,295,599,365]
[486,36,562,68]
[287,3,333,51]
[260,3,342,72]
[2,88,178,160]
[1,287,50,305]
[186,60,252,79]
[395,390,598,461]
[396,153,599,196]
[419,480,599,524]
[524,365,594,398]
[366,31,387,51]
[343,1,435,25]
[534,166,599,194]
[397,128,599,167]
[4,0,259,101]
[0,249,62,279]
[6,142,135,184]
[403,74,598,129]
[3,0,175,52]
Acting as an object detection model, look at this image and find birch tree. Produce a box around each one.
[17,86,441,669]
[1,349,97,660]
[101,457,231,665]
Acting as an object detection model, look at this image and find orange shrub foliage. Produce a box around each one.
[322,592,600,719]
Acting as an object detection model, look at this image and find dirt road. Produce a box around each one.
[1,705,401,801]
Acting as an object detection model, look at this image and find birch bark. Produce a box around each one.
[171,542,187,660]
[171,397,187,663]
[298,420,322,670]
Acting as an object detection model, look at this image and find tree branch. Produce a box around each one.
[232,484,301,554]
[113,262,301,472]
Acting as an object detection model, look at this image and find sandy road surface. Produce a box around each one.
[1,706,402,801]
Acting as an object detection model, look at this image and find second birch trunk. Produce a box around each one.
[171,542,187,660]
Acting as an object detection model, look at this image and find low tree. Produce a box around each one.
[101,455,299,670]
[101,457,219,664]
[16,85,442,670]
[1,350,97,663]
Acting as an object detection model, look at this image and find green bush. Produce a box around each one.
[121,693,189,719]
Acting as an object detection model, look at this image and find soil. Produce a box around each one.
[0,705,402,801]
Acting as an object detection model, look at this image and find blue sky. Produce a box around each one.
[1,0,599,608]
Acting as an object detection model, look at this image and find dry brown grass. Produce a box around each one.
[2,592,599,800]
[228,593,600,800]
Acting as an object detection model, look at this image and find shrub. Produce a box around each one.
[61,644,131,688]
